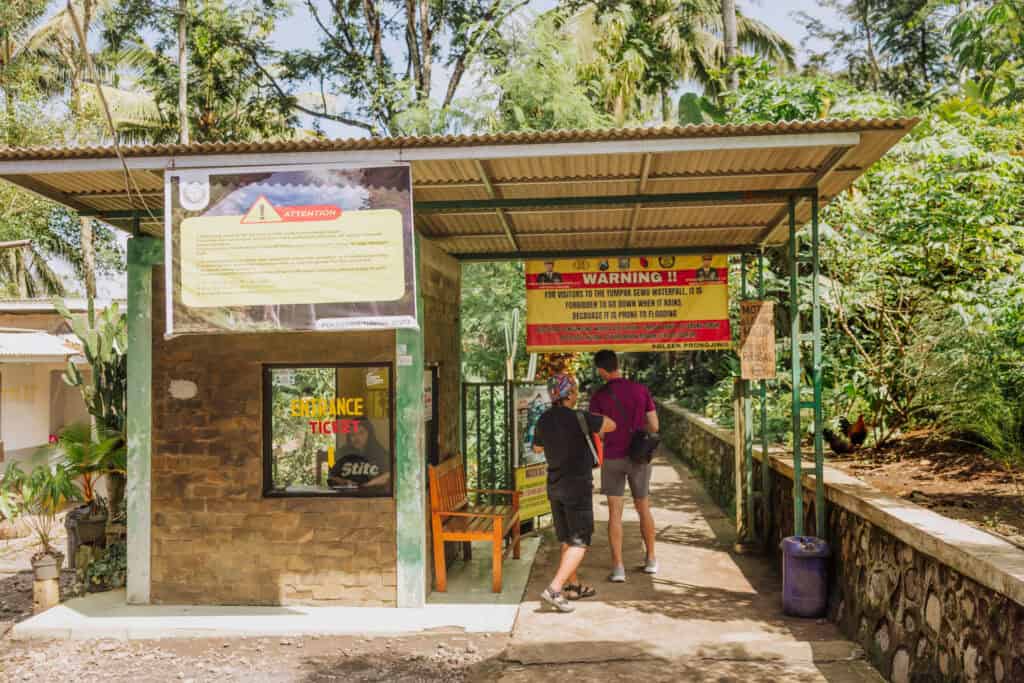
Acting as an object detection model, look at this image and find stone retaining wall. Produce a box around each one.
[660,402,1024,682]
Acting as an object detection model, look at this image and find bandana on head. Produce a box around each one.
[547,374,576,402]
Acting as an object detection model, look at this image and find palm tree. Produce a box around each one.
[722,0,738,90]
[566,0,795,124]
[0,240,65,299]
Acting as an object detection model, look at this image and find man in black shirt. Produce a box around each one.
[532,374,615,612]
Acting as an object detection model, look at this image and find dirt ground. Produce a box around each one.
[0,633,511,682]
[828,431,1024,548]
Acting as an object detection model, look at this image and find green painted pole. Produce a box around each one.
[758,251,771,541]
[395,235,427,608]
[811,194,825,540]
[126,235,163,605]
[788,196,804,537]
[741,254,754,542]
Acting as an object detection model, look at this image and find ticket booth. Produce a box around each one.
[0,117,915,611]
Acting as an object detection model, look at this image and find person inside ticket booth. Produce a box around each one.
[327,420,391,492]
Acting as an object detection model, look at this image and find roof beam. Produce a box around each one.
[453,245,749,262]
[757,145,856,244]
[625,154,653,248]
[3,174,99,214]
[67,190,163,199]
[416,166,864,190]
[417,200,787,220]
[415,188,815,213]
[432,224,766,244]
[472,159,518,251]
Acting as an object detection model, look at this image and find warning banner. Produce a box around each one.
[525,255,731,352]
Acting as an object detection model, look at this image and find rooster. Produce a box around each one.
[823,415,868,455]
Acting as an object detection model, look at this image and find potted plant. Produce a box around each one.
[0,461,82,606]
[38,422,124,565]
[54,299,128,539]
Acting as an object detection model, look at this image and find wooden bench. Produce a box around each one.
[428,456,520,593]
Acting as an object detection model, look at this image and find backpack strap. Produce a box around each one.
[575,411,600,467]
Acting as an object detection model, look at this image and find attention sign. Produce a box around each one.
[165,164,417,336]
[525,254,731,352]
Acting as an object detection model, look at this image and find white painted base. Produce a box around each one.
[12,589,519,640]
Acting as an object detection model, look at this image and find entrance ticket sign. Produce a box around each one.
[164,164,417,336]
[525,254,731,352]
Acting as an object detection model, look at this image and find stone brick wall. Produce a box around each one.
[419,238,461,458]
[659,405,736,516]
[151,268,398,606]
[660,401,1024,682]
[418,238,462,578]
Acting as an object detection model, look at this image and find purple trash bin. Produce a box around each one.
[781,536,830,618]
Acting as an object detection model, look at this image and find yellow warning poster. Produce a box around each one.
[515,463,551,520]
[165,165,417,336]
[179,206,405,307]
[526,254,731,352]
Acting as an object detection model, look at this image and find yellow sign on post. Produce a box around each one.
[740,300,776,380]
[180,208,405,308]
[515,463,551,520]
[525,254,731,352]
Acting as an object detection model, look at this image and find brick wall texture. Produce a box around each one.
[151,267,398,606]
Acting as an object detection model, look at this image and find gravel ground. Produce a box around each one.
[0,633,511,682]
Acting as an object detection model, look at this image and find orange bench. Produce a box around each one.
[428,456,520,593]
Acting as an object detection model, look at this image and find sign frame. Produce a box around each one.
[163,161,418,338]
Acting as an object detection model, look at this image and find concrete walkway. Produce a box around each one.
[498,450,884,682]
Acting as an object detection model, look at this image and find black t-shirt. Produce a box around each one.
[533,406,604,499]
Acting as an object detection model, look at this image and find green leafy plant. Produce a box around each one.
[56,299,127,434]
[0,462,82,557]
[37,422,125,508]
[83,542,127,590]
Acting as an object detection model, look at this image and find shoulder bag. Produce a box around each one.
[574,411,603,468]
[605,384,661,465]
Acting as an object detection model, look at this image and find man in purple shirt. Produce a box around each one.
[588,350,660,582]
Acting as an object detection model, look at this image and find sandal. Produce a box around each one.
[541,587,575,612]
[564,583,597,600]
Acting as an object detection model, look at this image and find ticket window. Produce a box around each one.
[263,364,394,497]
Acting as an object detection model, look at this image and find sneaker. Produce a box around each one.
[608,565,626,582]
[643,558,659,574]
[541,587,575,613]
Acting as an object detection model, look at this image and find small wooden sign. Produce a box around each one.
[740,300,776,380]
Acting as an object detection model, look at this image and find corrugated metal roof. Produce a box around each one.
[0,118,915,160]
[0,118,918,257]
[0,332,80,361]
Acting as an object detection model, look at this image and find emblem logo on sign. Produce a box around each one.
[178,172,210,211]
[658,256,676,268]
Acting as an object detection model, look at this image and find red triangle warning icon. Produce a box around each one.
[240,195,283,224]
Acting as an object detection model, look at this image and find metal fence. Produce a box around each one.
[462,382,513,498]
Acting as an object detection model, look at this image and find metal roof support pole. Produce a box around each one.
[788,196,804,537]
[740,254,756,545]
[126,235,164,604]
[811,193,825,540]
[758,250,772,543]
[395,234,427,607]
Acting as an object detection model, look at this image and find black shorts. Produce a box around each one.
[549,494,594,547]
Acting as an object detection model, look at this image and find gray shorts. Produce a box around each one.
[600,458,652,498]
